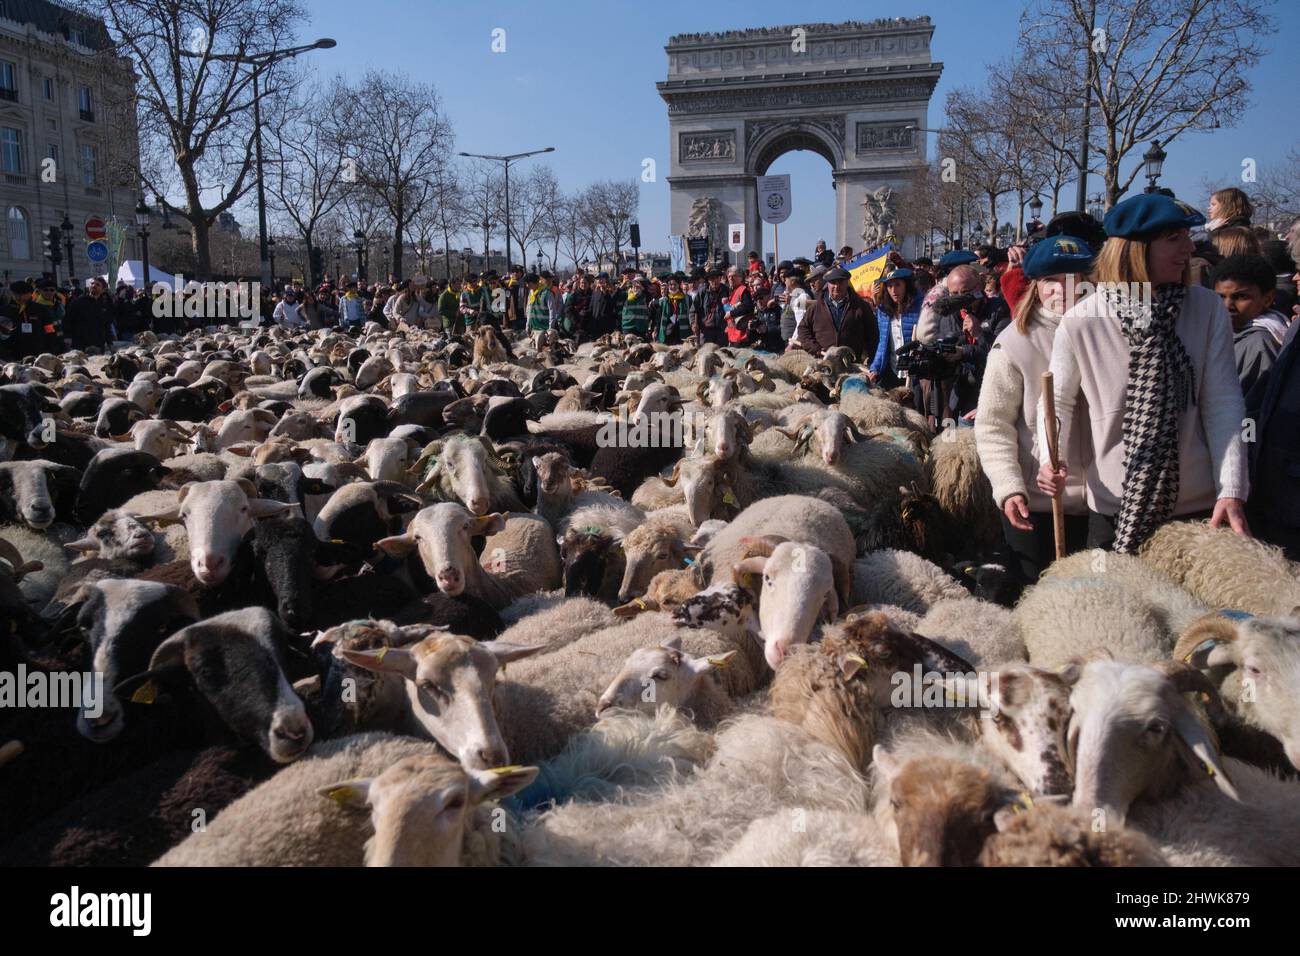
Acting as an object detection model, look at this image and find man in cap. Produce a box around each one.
[791,266,877,361]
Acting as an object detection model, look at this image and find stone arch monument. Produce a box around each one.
[658,18,942,262]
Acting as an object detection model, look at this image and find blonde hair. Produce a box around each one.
[1212,187,1253,224]
[1211,226,1262,258]
[1012,281,1041,334]
[1091,233,1190,287]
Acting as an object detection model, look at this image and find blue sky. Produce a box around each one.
[286,0,1298,262]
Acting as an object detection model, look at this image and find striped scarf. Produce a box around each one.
[1109,283,1195,553]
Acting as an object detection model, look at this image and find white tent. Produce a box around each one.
[101,260,181,289]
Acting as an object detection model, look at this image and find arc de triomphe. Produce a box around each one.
[658,18,943,262]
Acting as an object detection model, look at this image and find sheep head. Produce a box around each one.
[1063,659,1239,826]
[342,633,543,770]
[319,754,538,867]
[596,636,735,718]
[1175,609,1300,772]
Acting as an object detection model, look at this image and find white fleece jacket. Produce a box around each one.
[975,305,1088,514]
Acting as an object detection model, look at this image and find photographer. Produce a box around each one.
[868,266,921,389]
[914,262,1004,423]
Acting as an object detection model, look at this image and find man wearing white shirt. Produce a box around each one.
[273,289,306,328]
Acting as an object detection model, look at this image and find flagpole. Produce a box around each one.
[773,223,779,265]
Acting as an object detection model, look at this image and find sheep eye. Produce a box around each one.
[1145,719,1168,737]
[651,670,670,681]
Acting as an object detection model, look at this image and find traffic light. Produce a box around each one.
[44,226,62,264]
[309,246,324,282]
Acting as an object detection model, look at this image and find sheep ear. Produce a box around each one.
[480,640,546,666]
[235,477,259,499]
[871,745,900,780]
[318,778,372,808]
[1204,643,1238,669]
[375,533,417,557]
[733,556,768,578]
[840,651,867,681]
[660,635,683,652]
[1172,704,1239,802]
[689,649,736,674]
[993,805,1020,833]
[1057,660,1083,685]
[250,499,295,519]
[468,765,540,804]
[63,537,98,554]
[469,513,507,538]
[341,646,417,678]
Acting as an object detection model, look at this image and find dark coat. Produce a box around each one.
[792,290,878,362]
[589,288,618,338]
[65,292,115,350]
[1247,318,1300,557]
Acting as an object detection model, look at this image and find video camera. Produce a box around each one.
[930,292,982,317]
[895,336,964,380]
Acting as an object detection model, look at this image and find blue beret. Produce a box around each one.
[938,250,978,268]
[1022,234,1094,279]
[881,267,914,282]
[1103,194,1206,239]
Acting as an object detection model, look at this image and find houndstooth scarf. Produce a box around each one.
[1108,283,1195,553]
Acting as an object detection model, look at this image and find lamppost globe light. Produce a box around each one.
[1028,194,1043,219]
[314,38,337,49]
[134,196,150,227]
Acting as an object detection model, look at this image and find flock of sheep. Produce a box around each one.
[1,320,1298,867]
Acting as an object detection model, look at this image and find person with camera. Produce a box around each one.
[975,235,1095,584]
[868,265,921,389]
[914,261,1003,425]
[790,266,877,361]
[1036,193,1251,553]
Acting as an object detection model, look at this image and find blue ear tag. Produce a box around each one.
[1218,609,1253,621]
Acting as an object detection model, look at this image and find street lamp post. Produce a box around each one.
[1142,140,1167,194]
[353,231,365,283]
[267,236,276,288]
[180,38,335,285]
[381,246,389,283]
[60,213,75,284]
[135,195,152,290]
[457,147,555,273]
[1087,193,1106,221]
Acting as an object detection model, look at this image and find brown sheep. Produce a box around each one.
[980,802,1170,867]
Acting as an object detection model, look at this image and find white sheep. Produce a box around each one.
[1017,552,1209,667]
[849,549,970,613]
[915,597,1027,666]
[153,732,536,866]
[1139,520,1300,617]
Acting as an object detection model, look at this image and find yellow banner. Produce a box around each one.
[845,242,893,301]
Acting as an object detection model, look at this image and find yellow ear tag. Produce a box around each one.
[1016,791,1034,813]
[707,656,730,669]
[722,491,738,506]
[488,765,525,775]
[846,653,868,672]
[324,786,354,805]
[131,680,158,705]
[329,538,347,546]
[633,598,648,611]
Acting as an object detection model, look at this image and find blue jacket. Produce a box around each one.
[869,301,921,376]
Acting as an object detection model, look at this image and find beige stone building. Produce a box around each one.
[0,0,140,283]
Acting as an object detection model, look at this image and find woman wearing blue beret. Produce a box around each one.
[1037,194,1252,552]
[975,236,1094,582]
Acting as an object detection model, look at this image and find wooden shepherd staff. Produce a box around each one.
[1041,371,1065,559]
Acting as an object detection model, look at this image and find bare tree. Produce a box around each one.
[584,179,639,269]
[84,0,306,277]
[1020,0,1275,206]
[333,70,454,280]
[941,87,1012,242]
[427,162,466,281]
[263,74,349,285]
[461,159,504,267]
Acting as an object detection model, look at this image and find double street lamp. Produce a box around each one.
[353,230,367,284]
[268,236,277,288]
[180,38,336,285]
[457,146,555,273]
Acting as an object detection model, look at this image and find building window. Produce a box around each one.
[1,127,22,174]
[0,61,16,100]
[78,85,93,120]
[79,143,97,186]
[7,206,30,260]
[47,143,58,165]
[43,77,54,100]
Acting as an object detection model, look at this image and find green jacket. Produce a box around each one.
[621,293,649,336]
[437,290,459,325]
[527,287,552,332]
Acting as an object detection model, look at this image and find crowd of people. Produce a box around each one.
[4,186,1298,583]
